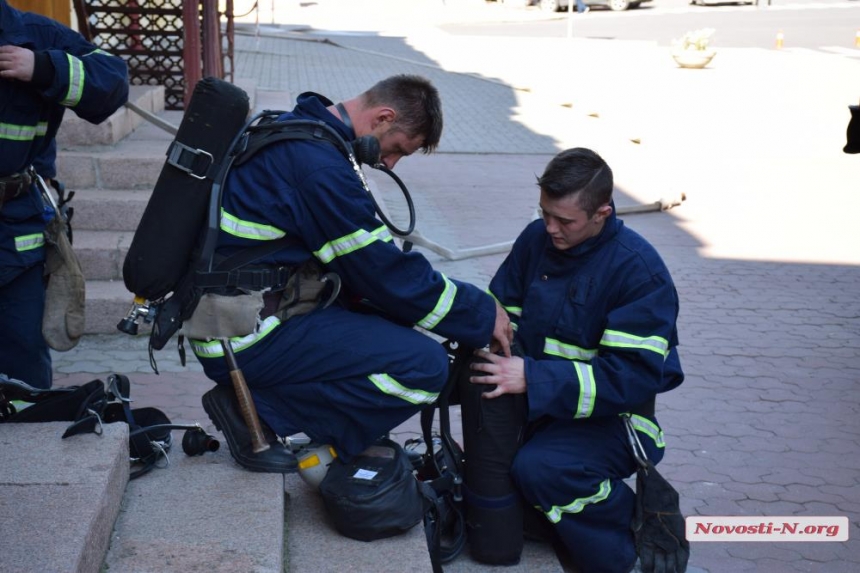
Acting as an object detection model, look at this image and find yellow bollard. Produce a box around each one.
[775,30,784,49]
[855,29,860,48]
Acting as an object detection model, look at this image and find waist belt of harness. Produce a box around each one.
[194,266,293,290]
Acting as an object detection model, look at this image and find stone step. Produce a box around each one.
[56,85,166,147]
[85,279,136,335]
[74,230,132,282]
[57,138,166,191]
[71,189,150,232]
[0,423,129,573]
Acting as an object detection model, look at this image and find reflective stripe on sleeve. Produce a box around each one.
[487,289,522,317]
[628,414,665,448]
[600,329,669,357]
[60,54,85,107]
[220,208,286,240]
[545,479,612,524]
[189,316,282,358]
[15,233,45,252]
[573,361,596,419]
[544,337,597,361]
[368,373,439,405]
[313,225,392,264]
[417,273,457,330]
[0,121,49,142]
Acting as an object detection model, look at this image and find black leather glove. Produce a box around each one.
[632,461,690,573]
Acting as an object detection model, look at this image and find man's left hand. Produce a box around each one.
[0,46,36,82]
[470,349,526,398]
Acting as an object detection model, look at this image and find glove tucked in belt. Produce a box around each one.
[0,171,33,211]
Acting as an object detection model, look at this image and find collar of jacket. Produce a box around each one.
[291,91,354,142]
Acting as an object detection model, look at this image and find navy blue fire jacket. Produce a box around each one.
[489,210,684,421]
[0,1,128,285]
[204,92,496,351]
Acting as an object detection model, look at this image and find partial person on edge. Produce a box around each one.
[0,0,129,389]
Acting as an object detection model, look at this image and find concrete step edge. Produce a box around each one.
[56,85,166,147]
[0,423,129,573]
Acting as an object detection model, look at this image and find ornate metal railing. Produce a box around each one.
[73,0,234,110]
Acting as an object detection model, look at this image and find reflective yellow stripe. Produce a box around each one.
[0,121,48,141]
[417,273,457,330]
[545,479,612,523]
[314,225,392,264]
[487,289,522,317]
[61,54,85,107]
[573,361,596,419]
[627,414,665,448]
[84,48,114,58]
[220,208,286,240]
[368,373,438,405]
[15,233,45,252]
[600,329,669,357]
[189,316,281,358]
[544,337,597,361]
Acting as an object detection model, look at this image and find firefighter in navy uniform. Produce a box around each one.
[470,148,684,573]
[194,75,512,473]
[0,0,128,388]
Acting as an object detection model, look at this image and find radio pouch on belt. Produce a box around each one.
[459,343,528,565]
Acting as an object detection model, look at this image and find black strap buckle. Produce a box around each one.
[166,141,214,180]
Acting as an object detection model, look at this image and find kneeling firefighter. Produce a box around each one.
[123,75,513,474]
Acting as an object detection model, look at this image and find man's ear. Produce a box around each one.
[371,107,397,129]
[594,204,613,223]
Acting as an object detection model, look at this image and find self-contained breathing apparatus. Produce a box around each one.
[117,78,416,361]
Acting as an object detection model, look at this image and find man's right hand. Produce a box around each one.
[489,301,513,358]
[0,46,36,82]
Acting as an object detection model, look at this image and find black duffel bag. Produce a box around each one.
[319,436,424,542]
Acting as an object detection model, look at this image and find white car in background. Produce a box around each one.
[538,0,653,11]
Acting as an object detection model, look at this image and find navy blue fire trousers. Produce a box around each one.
[511,415,665,573]
[0,264,52,389]
[195,304,449,459]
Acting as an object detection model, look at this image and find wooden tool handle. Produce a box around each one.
[221,339,269,453]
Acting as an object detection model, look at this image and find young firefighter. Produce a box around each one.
[471,148,684,573]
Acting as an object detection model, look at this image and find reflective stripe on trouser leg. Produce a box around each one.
[194,305,449,459]
[510,416,653,573]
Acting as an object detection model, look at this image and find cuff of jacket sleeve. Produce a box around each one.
[31,51,55,89]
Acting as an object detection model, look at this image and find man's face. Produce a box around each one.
[373,124,424,169]
[538,190,606,250]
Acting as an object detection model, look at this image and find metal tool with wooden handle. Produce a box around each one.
[221,339,269,453]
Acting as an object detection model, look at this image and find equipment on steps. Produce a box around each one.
[0,372,219,479]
